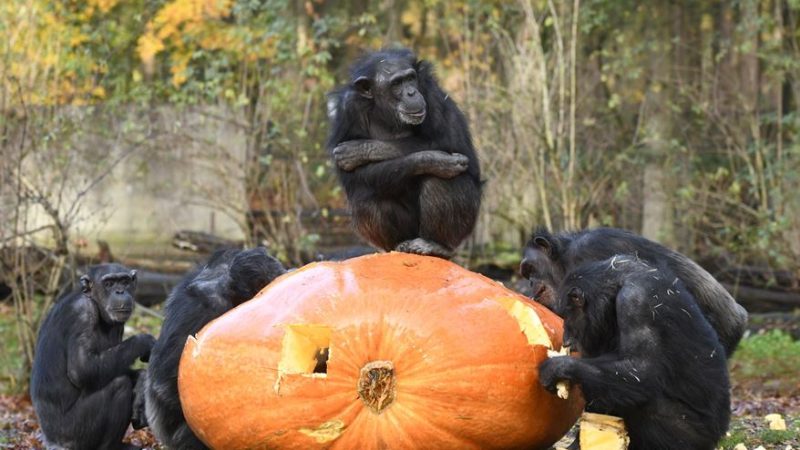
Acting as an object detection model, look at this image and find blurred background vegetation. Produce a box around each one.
[1,0,799,389]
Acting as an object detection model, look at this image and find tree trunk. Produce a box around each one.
[640,4,675,247]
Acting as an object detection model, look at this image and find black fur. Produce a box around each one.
[539,256,730,450]
[520,227,747,355]
[144,247,285,450]
[30,264,154,450]
[326,48,482,258]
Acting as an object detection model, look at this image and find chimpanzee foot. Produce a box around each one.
[395,238,454,259]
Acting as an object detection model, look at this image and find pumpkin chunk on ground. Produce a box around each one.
[579,412,629,450]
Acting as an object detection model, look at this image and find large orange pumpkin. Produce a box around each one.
[178,252,583,449]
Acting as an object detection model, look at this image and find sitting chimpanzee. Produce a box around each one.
[520,227,747,355]
[538,256,730,450]
[145,247,286,450]
[326,48,482,259]
[31,264,155,450]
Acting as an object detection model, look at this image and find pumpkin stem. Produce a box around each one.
[357,360,396,414]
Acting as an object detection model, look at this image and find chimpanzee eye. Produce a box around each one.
[103,280,113,289]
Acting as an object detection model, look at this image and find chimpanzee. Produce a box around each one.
[520,227,747,355]
[326,48,482,259]
[30,264,155,450]
[145,247,286,450]
[539,256,730,450]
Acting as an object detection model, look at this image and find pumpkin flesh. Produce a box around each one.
[179,252,583,449]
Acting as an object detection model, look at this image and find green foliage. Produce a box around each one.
[730,330,800,383]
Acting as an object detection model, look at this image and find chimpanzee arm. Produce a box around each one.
[542,353,660,412]
[539,284,663,411]
[333,138,468,173]
[67,326,154,389]
[343,150,469,196]
[333,140,408,171]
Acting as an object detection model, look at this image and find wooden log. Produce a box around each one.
[723,283,800,308]
[135,270,185,307]
[172,230,240,253]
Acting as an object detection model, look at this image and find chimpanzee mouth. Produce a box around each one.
[399,109,426,125]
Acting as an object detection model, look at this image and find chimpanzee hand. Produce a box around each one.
[333,140,404,171]
[412,151,469,179]
[134,333,156,363]
[538,356,576,394]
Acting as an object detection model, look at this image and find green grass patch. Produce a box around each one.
[718,427,747,448]
[718,416,799,449]
[730,329,800,385]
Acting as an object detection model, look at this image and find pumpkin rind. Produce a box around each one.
[179,252,583,450]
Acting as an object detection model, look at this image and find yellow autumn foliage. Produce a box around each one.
[1,0,113,105]
[135,0,287,86]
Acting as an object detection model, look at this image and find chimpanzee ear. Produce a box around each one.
[129,270,137,284]
[80,275,92,294]
[533,236,553,256]
[353,76,373,99]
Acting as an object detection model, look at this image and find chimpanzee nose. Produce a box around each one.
[406,88,417,97]
[115,289,125,295]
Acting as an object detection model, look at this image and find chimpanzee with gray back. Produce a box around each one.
[31,264,154,450]
[145,247,286,450]
[327,48,482,259]
[520,227,747,355]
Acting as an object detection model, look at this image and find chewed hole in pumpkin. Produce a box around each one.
[278,325,332,378]
[313,348,330,374]
[493,297,553,348]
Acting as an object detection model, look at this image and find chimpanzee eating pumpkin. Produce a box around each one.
[144,247,285,450]
[539,256,731,450]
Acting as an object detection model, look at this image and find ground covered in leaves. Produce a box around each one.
[1,313,798,449]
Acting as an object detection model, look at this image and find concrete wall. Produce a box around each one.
[15,106,249,254]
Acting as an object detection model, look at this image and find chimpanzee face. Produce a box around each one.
[353,58,427,126]
[81,268,137,324]
[520,236,564,311]
[558,270,619,357]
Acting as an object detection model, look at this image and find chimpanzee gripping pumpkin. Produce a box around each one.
[178,252,583,449]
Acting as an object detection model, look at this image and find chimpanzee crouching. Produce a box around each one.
[327,48,482,259]
[145,247,286,450]
[539,256,730,450]
[31,264,155,450]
